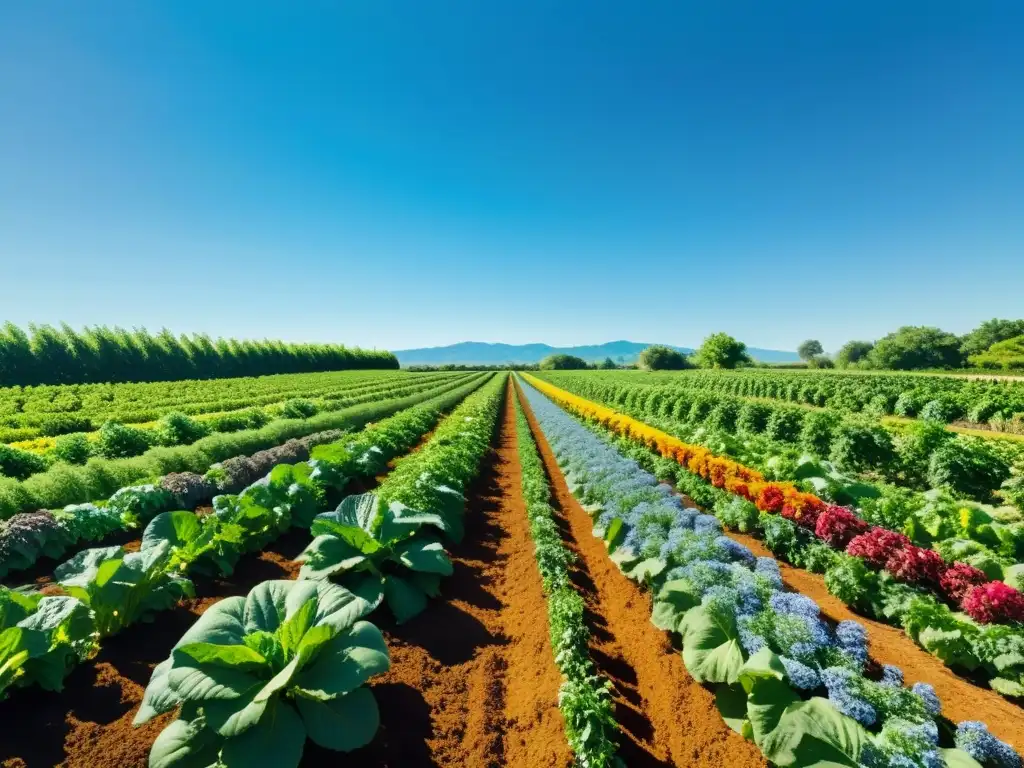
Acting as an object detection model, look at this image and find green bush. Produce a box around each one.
[52,433,92,465]
[895,421,953,485]
[799,410,840,456]
[717,496,759,533]
[894,392,925,418]
[927,440,1011,502]
[919,398,960,424]
[765,407,805,443]
[207,408,269,432]
[94,422,153,459]
[0,444,49,480]
[829,419,896,473]
[737,401,772,434]
[38,414,94,437]
[706,400,741,432]
[864,393,896,417]
[153,411,210,446]
[638,345,691,370]
[280,398,319,419]
[539,354,589,370]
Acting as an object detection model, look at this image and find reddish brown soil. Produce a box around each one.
[341,382,572,768]
[724,529,1024,748]
[516,382,767,768]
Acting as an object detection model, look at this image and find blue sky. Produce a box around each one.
[1,2,1022,354]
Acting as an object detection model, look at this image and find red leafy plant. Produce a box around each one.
[845,527,911,569]
[962,581,1024,624]
[814,505,869,548]
[939,562,990,602]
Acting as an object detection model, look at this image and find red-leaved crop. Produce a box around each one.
[845,527,911,569]
[962,581,1024,624]
[939,562,990,602]
[814,505,869,549]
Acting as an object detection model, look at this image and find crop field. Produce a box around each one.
[2,368,1024,768]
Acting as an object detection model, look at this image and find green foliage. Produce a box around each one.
[894,421,954,486]
[737,401,772,434]
[799,410,840,456]
[298,494,451,623]
[153,412,211,446]
[0,588,96,699]
[960,318,1024,357]
[52,433,92,465]
[835,341,875,368]
[37,414,94,437]
[0,444,49,480]
[927,440,1011,502]
[135,580,389,768]
[695,332,752,369]
[824,554,877,609]
[54,542,194,637]
[718,496,760,533]
[797,340,824,362]
[94,422,153,459]
[919,398,960,424]
[0,321,398,387]
[638,344,691,370]
[765,407,805,443]
[867,326,964,370]
[539,353,589,370]
[829,419,896,473]
[280,398,319,419]
[969,334,1024,370]
[598,357,617,370]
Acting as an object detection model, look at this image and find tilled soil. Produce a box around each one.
[343,381,572,768]
[516,381,767,768]
[724,529,1024,748]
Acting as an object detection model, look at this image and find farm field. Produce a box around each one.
[1,368,1022,768]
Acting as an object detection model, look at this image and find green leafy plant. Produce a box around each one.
[154,411,211,446]
[52,433,92,465]
[280,398,320,419]
[298,493,451,623]
[134,579,389,768]
[54,542,194,637]
[0,587,96,699]
[927,440,1011,502]
[94,421,153,459]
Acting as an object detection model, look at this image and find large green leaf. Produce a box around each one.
[220,698,306,768]
[715,684,751,737]
[243,580,316,634]
[940,748,984,768]
[168,656,261,704]
[176,642,267,672]
[148,717,222,768]
[394,537,452,575]
[310,581,374,635]
[174,597,247,648]
[377,501,448,545]
[295,687,380,752]
[293,622,390,700]
[322,493,378,533]
[737,649,799,743]
[383,574,428,623]
[203,679,268,738]
[758,698,869,768]
[53,545,123,586]
[296,534,367,580]
[144,511,203,551]
[277,598,317,659]
[650,580,700,633]
[135,658,177,725]
[626,557,666,585]
[681,605,745,685]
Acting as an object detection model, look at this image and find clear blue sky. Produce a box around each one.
[1,2,1022,354]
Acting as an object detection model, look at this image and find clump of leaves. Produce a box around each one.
[135,579,389,768]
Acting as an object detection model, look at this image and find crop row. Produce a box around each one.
[0,374,493,707]
[539,372,1024,507]
[0,372,470,474]
[525,374,1024,700]
[517,375,1022,768]
[511,384,619,765]
[592,369,1024,426]
[0,373,482,519]
[0,374,491,581]
[0,370,461,442]
[545,371,1024,573]
[132,373,507,766]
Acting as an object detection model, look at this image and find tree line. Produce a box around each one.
[538,318,1024,372]
[0,323,398,387]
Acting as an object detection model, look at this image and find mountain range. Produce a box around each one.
[393,340,799,366]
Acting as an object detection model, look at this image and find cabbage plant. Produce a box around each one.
[297,493,452,623]
[135,579,389,768]
[0,586,95,698]
[55,541,193,637]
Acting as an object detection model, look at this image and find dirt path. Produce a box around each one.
[516,381,767,768]
[344,380,572,768]
[723,529,1024,747]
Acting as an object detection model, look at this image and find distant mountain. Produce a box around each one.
[393,340,799,366]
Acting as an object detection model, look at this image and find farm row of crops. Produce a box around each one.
[1,368,1021,767]
[599,369,1024,430]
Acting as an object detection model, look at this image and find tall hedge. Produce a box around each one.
[0,322,398,386]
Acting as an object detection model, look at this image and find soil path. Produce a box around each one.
[344,379,572,768]
[724,529,1024,748]
[516,380,767,768]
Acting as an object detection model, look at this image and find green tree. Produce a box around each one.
[835,340,874,368]
[867,326,964,370]
[695,333,751,369]
[638,345,690,370]
[961,318,1024,357]
[969,334,1024,370]
[539,353,589,370]
[599,357,617,369]
[797,339,824,362]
